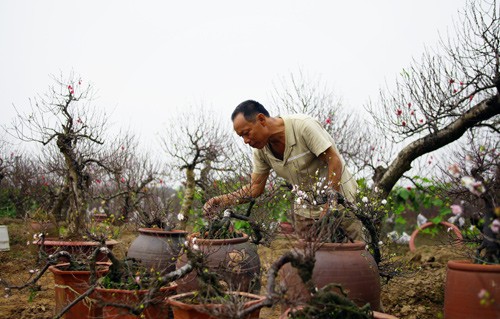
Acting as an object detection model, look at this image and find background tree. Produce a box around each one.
[366,0,499,194]
[7,74,111,237]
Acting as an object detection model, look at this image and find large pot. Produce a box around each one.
[94,284,177,319]
[444,259,500,318]
[49,262,110,319]
[409,221,463,252]
[168,291,264,319]
[280,240,381,312]
[127,228,188,273]
[176,233,261,294]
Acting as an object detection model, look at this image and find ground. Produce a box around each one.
[0,218,463,319]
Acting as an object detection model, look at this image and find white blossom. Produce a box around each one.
[192,244,200,250]
[381,199,387,205]
[177,213,185,221]
[361,197,368,203]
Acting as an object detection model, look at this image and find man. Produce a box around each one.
[203,100,363,241]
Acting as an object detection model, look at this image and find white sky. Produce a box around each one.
[0,0,470,150]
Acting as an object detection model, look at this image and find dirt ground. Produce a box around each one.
[0,218,463,319]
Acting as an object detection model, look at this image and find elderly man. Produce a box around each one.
[203,100,363,241]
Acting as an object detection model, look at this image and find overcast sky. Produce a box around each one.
[0,0,470,150]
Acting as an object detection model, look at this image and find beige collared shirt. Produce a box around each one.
[252,114,357,218]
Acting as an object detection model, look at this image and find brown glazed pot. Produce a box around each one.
[168,291,264,319]
[94,284,177,319]
[127,228,188,273]
[49,262,110,319]
[34,239,119,262]
[176,233,261,294]
[444,260,500,318]
[280,240,381,312]
[409,221,463,252]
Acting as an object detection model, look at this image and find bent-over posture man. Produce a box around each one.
[203,100,363,241]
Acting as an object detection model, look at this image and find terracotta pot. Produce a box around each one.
[176,233,261,294]
[280,306,398,319]
[34,239,119,262]
[29,220,59,238]
[95,284,177,319]
[280,240,381,312]
[49,262,110,319]
[127,228,188,273]
[168,291,264,319]
[444,260,500,318]
[409,221,463,252]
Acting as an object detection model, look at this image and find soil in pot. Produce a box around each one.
[168,291,265,319]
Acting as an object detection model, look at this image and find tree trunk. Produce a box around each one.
[179,168,196,229]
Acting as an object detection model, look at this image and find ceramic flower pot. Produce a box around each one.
[49,262,110,319]
[176,233,261,294]
[167,291,265,319]
[280,240,382,312]
[443,260,500,318]
[409,221,463,252]
[127,228,188,273]
[94,284,177,319]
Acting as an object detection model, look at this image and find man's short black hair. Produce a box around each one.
[231,100,270,122]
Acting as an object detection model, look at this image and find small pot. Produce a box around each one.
[409,221,463,252]
[280,306,399,319]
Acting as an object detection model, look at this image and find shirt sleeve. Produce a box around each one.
[300,118,333,156]
[252,149,272,174]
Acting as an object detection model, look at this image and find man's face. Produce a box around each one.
[233,113,268,149]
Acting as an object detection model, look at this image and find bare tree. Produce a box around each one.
[7,74,110,237]
[367,0,500,194]
[161,106,235,226]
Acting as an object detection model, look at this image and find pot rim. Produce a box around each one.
[409,221,463,252]
[34,239,119,246]
[447,259,500,272]
[138,228,188,236]
[188,232,249,245]
[95,283,177,295]
[167,290,264,310]
[298,239,367,251]
[48,261,111,274]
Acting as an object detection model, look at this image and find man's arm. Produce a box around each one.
[203,172,269,216]
[318,146,343,192]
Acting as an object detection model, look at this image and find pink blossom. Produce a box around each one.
[402,121,407,127]
[459,81,464,86]
[406,186,412,191]
[419,119,424,123]
[478,289,489,299]
[469,94,474,101]
[450,205,463,216]
[68,85,74,95]
[407,103,412,108]
[448,163,460,177]
[449,79,455,84]
[95,179,101,184]
[491,219,500,234]
[396,109,402,116]
[120,177,126,183]
[461,176,485,196]
[410,110,415,116]
[325,118,332,124]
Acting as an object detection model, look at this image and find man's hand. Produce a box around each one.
[203,197,223,219]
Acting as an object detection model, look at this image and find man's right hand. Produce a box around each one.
[202,197,222,219]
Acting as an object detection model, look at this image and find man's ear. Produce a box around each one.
[256,113,267,126]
